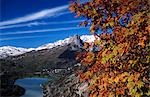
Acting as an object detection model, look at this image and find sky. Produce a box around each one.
[0,0,90,48]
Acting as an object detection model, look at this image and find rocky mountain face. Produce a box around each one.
[43,74,88,97]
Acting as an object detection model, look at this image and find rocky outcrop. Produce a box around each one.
[42,63,89,97]
[42,74,88,97]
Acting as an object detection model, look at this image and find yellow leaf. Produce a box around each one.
[128,76,134,82]
[108,92,115,97]
[123,72,130,76]
[90,25,95,33]
[135,92,142,97]
[127,81,135,89]
[146,90,150,96]
[85,5,88,9]
[129,87,137,95]
[114,76,120,83]
[137,81,144,89]
[128,60,133,64]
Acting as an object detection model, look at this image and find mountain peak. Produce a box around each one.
[0,35,95,58]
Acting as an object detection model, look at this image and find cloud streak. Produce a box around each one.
[0,35,50,41]
[0,20,84,29]
[1,27,87,36]
[0,27,88,41]
[0,5,68,26]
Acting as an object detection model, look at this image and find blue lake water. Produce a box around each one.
[15,78,48,97]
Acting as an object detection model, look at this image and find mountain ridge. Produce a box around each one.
[0,35,95,59]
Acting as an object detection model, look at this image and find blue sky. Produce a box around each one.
[0,0,90,48]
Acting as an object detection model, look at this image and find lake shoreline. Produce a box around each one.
[12,85,26,97]
[15,77,49,97]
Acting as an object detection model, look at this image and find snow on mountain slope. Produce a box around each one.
[37,35,95,50]
[80,35,95,43]
[0,46,32,58]
[36,37,71,50]
[0,35,95,58]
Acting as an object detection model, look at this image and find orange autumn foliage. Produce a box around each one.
[70,0,150,97]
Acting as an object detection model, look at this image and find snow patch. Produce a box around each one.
[0,46,33,58]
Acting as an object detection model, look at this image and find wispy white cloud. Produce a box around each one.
[0,27,88,41]
[0,5,68,26]
[0,35,50,41]
[0,26,87,36]
[0,22,40,29]
[54,11,70,17]
[0,20,84,29]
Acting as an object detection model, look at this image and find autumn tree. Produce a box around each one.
[69,0,150,97]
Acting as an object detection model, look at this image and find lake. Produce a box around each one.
[15,77,48,97]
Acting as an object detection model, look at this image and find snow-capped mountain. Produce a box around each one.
[0,46,31,58]
[0,35,95,58]
[36,35,95,50]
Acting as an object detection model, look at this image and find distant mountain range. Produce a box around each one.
[0,35,95,59]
